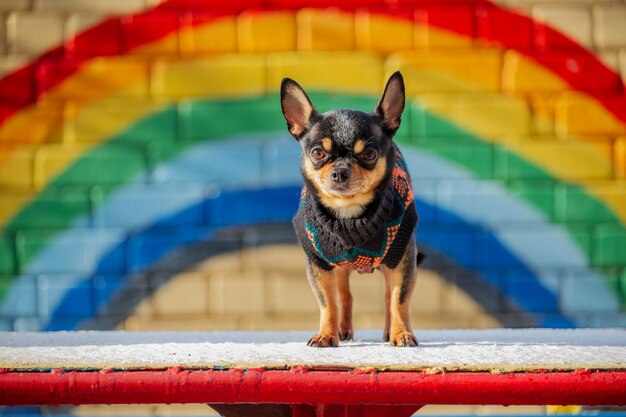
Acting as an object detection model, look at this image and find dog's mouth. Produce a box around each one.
[324,181,365,198]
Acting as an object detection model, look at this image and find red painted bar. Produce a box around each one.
[1,367,625,407]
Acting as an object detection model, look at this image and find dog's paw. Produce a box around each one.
[307,333,339,348]
[339,328,353,341]
[389,331,418,347]
[382,329,390,343]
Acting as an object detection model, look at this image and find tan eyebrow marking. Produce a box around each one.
[321,138,333,152]
[354,139,366,154]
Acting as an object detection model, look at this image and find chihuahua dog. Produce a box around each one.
[281,71,423,348]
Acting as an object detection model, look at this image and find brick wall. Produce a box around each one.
[0,0,625,335]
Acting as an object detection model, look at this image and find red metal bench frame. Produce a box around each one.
[2,366,625,417]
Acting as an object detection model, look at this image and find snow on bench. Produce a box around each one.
[1,328,625,414]
[1,329,625,372]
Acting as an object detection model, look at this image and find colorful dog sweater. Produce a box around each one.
[293,145,418,272]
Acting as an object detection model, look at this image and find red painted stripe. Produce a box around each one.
[1,367,625,406]
[1,0,624,128]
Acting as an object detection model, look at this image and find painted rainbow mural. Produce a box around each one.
[0,0,625,334]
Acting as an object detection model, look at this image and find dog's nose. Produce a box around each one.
[331,167,350,183]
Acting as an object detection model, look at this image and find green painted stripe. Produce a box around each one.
[1,93,624,303]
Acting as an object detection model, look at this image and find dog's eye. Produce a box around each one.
[310,147,326,160]
[362,148,378,162]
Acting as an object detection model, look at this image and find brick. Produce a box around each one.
[3,187,90,230]
[208,271,266,314]
[0,0,29,10]
[504,269,560,314]
[561,271,621,313]
[355,9,414,53]
[502,51,568,93]
[207,187,300,228]
[33,0,147,13]
[0,104,63,144]
[297,8,354,51]
[122,12,179,55]
[387,50,502,94]
[17,229,126,274]
[0,60,35,105]
[593,4,626,49]
[412,269,444,314]
[415,94,531,139]
[67,100,176,144]
[438,180,543,225]
[238,10,296,52]
[152,55,265,99]
[150,272,210,316]
[597,49,620,73]
[475,5,533,49]
[496,139,613,181]
[128,228,207,273]
[555,92,626,136]
[480,225,590,268]
[150,141,263,187]
[0,192,30,230]
[180,13,238,54]
[0,275,36,317]
[0,144,36,190]
[33,144,147,188]
[532,4,593,50]
[13,317,42,331]
[92,183,206,228]
[192,250,245,275]
[416,6,474,48]
[267,273,317,314]
[422,227,477,267]
[0,56,29,78]
[507,180,556,220]
[38,275,95,318]
[442,271,502,314]
[347,270,385,314]
[593,224,626,266]
[178,97,281,141]
[241,244,307,274]
[267,52,383,96]
[66,14,122,56]
[93,274,153,317]
[555,182,626,223]
[8,12,65,55]
[39,57,150,101]
[262,137,306,185]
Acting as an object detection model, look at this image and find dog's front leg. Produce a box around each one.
[306,260,340,347]
[381,240,418,347]
[336,267,354,341]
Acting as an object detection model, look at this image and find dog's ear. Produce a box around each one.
[373,71,405,136]
[281,78,319,140]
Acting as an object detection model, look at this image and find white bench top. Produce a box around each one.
[1,329,625,372]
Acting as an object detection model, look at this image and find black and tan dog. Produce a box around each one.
[281,71,423,347]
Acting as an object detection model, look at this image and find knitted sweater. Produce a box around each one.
[293,145,418,272]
